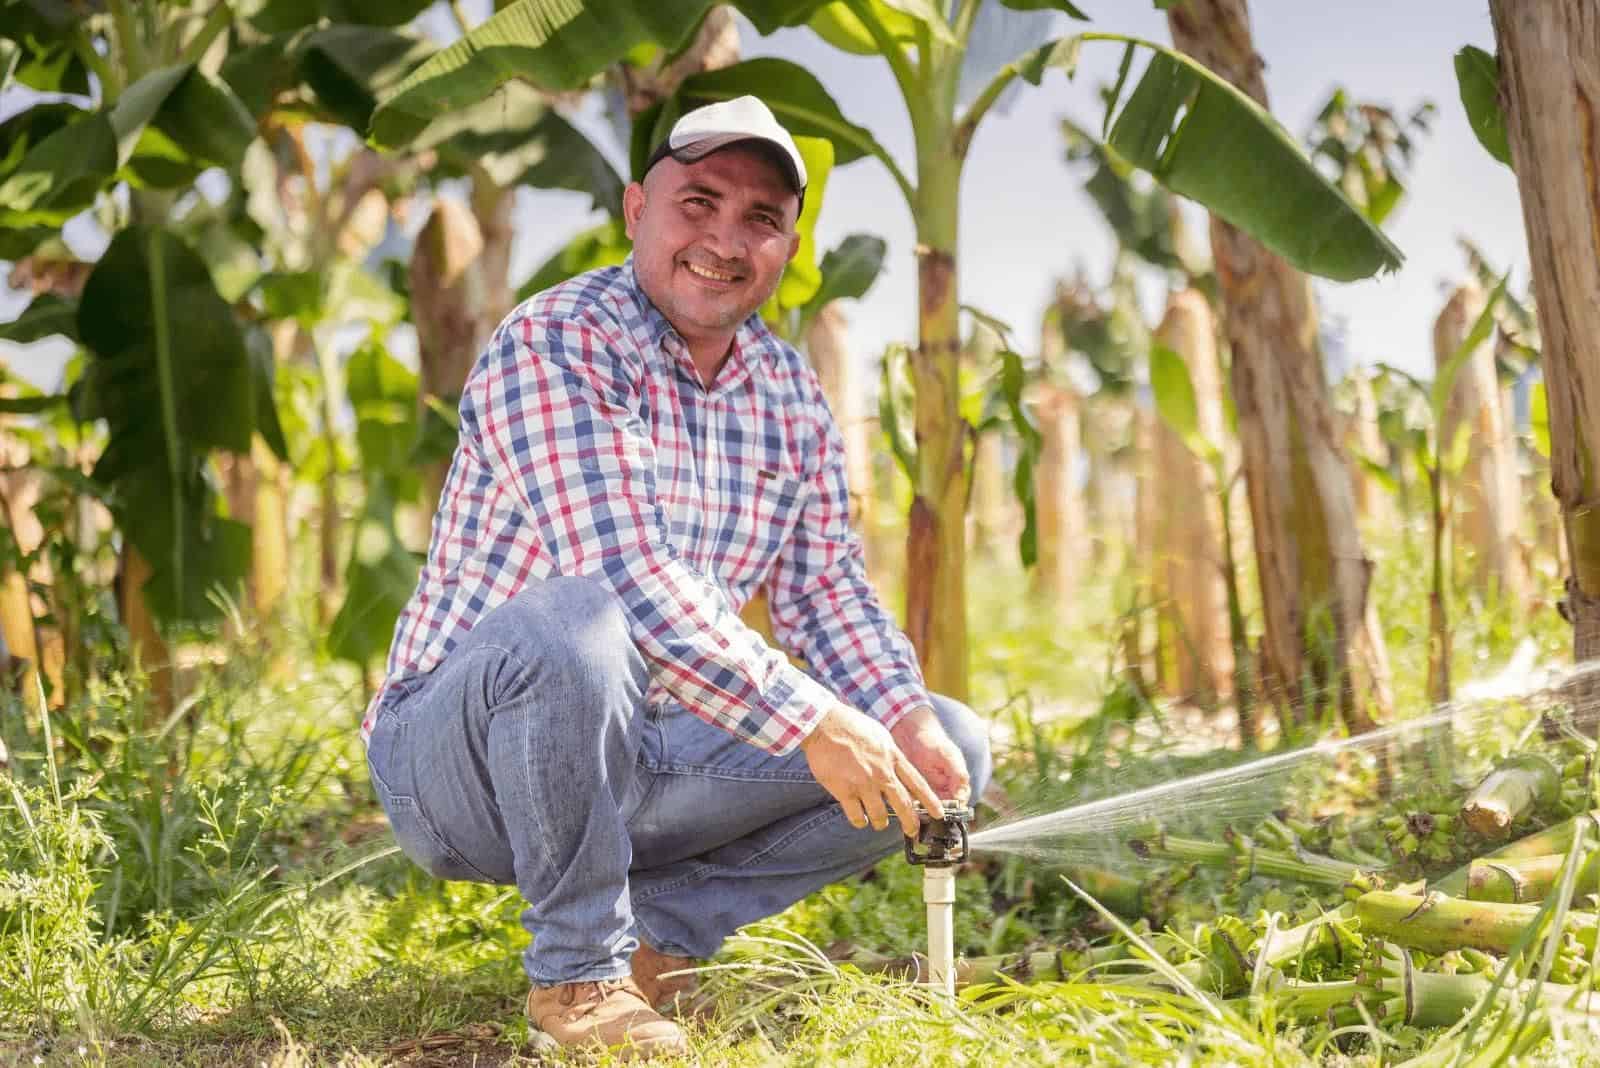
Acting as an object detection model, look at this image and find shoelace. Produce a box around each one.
[557,978,636,1012]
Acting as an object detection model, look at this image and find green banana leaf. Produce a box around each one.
[1060,116,1182,274]
[0,64,254,227]
[976,33,1402,282]
[997,0,1089,16]
[807,1,917,55]
[299,26,435,132]
[256,260,405,331]
[413,80,624,216]
[0,0,89,94]
[347,338,424,478]
[876,0,955,45]
[774,135,836,310]
[244,325,292,464]
[368,0,827,150]
[796,233,887,335]
[328,339,426,666]
[327,481,421,667]
[0,293,77,344]
[1455,46,1510,167]
[224,25,623,212]
[238,0,437,33]
[1091,36,1403,281]
[987,349,1042,567]
[221,31,316,120]
[1149,339,1219,466]
[73,226,282,623]
[0,102,79,177]
[112,462,254,624]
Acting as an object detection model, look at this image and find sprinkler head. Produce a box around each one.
[904,800,973,868]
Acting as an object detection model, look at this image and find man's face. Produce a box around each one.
[624,143,801,350]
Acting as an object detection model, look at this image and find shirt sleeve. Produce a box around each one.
[465,313,838,755]
[765,371,932,733]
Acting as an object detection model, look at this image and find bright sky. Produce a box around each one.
[2,3,1527,389]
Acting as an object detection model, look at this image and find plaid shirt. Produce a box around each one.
[364,260,930,755]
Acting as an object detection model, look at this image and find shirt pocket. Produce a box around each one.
[710,469,809,588]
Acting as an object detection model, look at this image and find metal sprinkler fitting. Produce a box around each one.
[904,800,973,997]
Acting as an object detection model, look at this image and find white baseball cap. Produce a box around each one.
[643,95,807,197]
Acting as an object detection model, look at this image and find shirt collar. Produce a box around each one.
[624,255,783,377]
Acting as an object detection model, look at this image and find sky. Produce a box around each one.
[1,3,1528,390]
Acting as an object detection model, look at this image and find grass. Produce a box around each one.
[0,516,1589,1066]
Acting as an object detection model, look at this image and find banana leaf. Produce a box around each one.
[0,65,253,228]
[1091,36,1402,282]
[72,226,280,623]
[368,0,828,150]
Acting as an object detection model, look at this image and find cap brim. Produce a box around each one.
[647,134,805,195]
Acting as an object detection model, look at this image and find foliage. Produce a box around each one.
[1088,36,1404,281]
[515,217,634,302]
[71,226,284,624]
[0,4,1585,1064]
[1455,45,1512,167]
[326,337,430,668]
[1059,116,1188,275]
[1305,86,1435,226]
[0,501,1581,1064]
[374,6,1404,285]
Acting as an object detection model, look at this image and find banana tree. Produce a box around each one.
[368,0,1402,700]
[0,2,290,712]
[1476,7,1600,672]
[0,0,579,708]
[1166,0,1400,736]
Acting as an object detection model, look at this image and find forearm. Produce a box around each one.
[768,551,930,731]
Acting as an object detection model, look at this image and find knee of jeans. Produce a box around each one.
[926,694,993,800]
[495,576,642,684]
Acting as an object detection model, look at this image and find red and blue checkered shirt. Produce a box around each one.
[364,260,931,755]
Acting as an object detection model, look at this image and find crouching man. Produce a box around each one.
[363,95,991,1059]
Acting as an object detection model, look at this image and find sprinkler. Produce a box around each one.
[904,800,973,997]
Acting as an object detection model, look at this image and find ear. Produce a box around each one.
[623,182,646,240]
[785,230,801,263]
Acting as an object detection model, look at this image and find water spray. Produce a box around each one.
[904,800,973,997]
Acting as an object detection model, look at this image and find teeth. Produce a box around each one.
[686,263,736,282]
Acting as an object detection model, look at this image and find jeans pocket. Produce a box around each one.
[380,792,497,883]
[366,716,402,797]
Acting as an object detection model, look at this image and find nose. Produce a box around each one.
[698,211,748,263]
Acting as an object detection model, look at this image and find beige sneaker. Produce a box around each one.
[631,943,700,1012]
[525,977,686,1059]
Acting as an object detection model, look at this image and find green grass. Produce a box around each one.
[0,516,1591,1066]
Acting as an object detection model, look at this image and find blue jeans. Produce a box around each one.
[365,576,992,985]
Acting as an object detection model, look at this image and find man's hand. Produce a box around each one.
[890,706,971,806]
[800,705,944,837]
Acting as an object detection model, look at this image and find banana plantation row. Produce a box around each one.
[0,1,1594,740]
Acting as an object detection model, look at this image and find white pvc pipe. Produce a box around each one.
[923,866,957,998]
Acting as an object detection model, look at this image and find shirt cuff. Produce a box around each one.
[751,663,842,756]
[871,678,935,734]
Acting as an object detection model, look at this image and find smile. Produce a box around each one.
[684,262,740,284]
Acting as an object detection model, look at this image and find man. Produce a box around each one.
[363,96,991,1059]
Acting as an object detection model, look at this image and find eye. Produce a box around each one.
[683,196,713,210]
[751,212,781,230]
